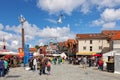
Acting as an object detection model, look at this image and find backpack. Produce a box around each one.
[47,62,51,67]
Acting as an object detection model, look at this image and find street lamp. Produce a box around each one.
[19,15,26,52]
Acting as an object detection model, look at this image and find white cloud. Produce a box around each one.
[37,0,85,14]
[38,26,75,41]
[37,39,45,46]
[0,30,21,51]
[5,21,40,41]
[11,40,18,46]
[102,22,116,29]
[80,1,90,14]
[8,40,19,51]
[0,23,4,30]
[92,8,120,29]
[5,25,21,34]
[92,19,104,26]
[39,42,44,46]
[101,8,120,21]
[91,0,120,9]
[0,22,75,51]
[37,0,120,14]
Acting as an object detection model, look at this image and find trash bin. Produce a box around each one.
[106,62,114,72]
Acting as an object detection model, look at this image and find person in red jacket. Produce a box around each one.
[98,58,104,71]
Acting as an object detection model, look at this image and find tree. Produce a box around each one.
[35,45,40,50]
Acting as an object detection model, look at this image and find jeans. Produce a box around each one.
[98,65,103,71]
[39,66,46,75]
[0,68,4,77]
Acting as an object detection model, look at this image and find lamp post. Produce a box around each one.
[19,15,26,52]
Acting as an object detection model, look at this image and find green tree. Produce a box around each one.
[35,45,40,50]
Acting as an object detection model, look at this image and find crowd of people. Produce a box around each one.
[28,56,66,75]
[68,56,104,70]
[0,54,106,77]
[28,56,51,75]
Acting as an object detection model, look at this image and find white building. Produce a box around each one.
[76,30,120,55]
[76,33,109,55]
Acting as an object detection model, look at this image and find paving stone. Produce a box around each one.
[2,62,120,80]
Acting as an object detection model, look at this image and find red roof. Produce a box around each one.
[76,33,107,39]
[102,30,120,37]
[68,39,74,42]
[111,32,120,40]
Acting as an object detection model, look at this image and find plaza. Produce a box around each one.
[2,62,120,80]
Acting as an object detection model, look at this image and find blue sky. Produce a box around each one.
[0,0,120,51]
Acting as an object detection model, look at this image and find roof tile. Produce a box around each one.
[76,33,107,39]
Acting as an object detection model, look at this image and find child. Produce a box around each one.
[46,60,51,75]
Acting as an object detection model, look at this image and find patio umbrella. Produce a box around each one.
[93,53,102,57]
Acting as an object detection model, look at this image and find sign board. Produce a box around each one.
[114,53,120,74]
[29,53,33,59]
[24,44,30,66]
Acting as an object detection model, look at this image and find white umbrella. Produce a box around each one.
[0,51,18,55]
[52,54,60,57]
[60,52,67,59]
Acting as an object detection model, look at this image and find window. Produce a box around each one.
[90,40,92,44]
[90,46,92,51]
[83,46,86,50]
[99,46,102,50]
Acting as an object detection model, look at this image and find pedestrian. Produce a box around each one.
[33,57,37,71]
[62,57,65,64]
[39,58,46,75]
[0,58,5,77]
[29,58,33,70]
[98,57,104,71]
[78,57,81,65]
[58,57,62,64]
[88,57,92,67]
[46,60,51,75]
[82,56,87,69]
[69,57,73,64]
[4,58,9,75]
[53,57,57,65]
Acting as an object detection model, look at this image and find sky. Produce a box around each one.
[0,0,120,52]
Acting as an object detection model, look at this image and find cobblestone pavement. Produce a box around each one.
[1,62,120,80]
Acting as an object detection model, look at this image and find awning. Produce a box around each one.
[76,52,96,55]
[96,52,102,54]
